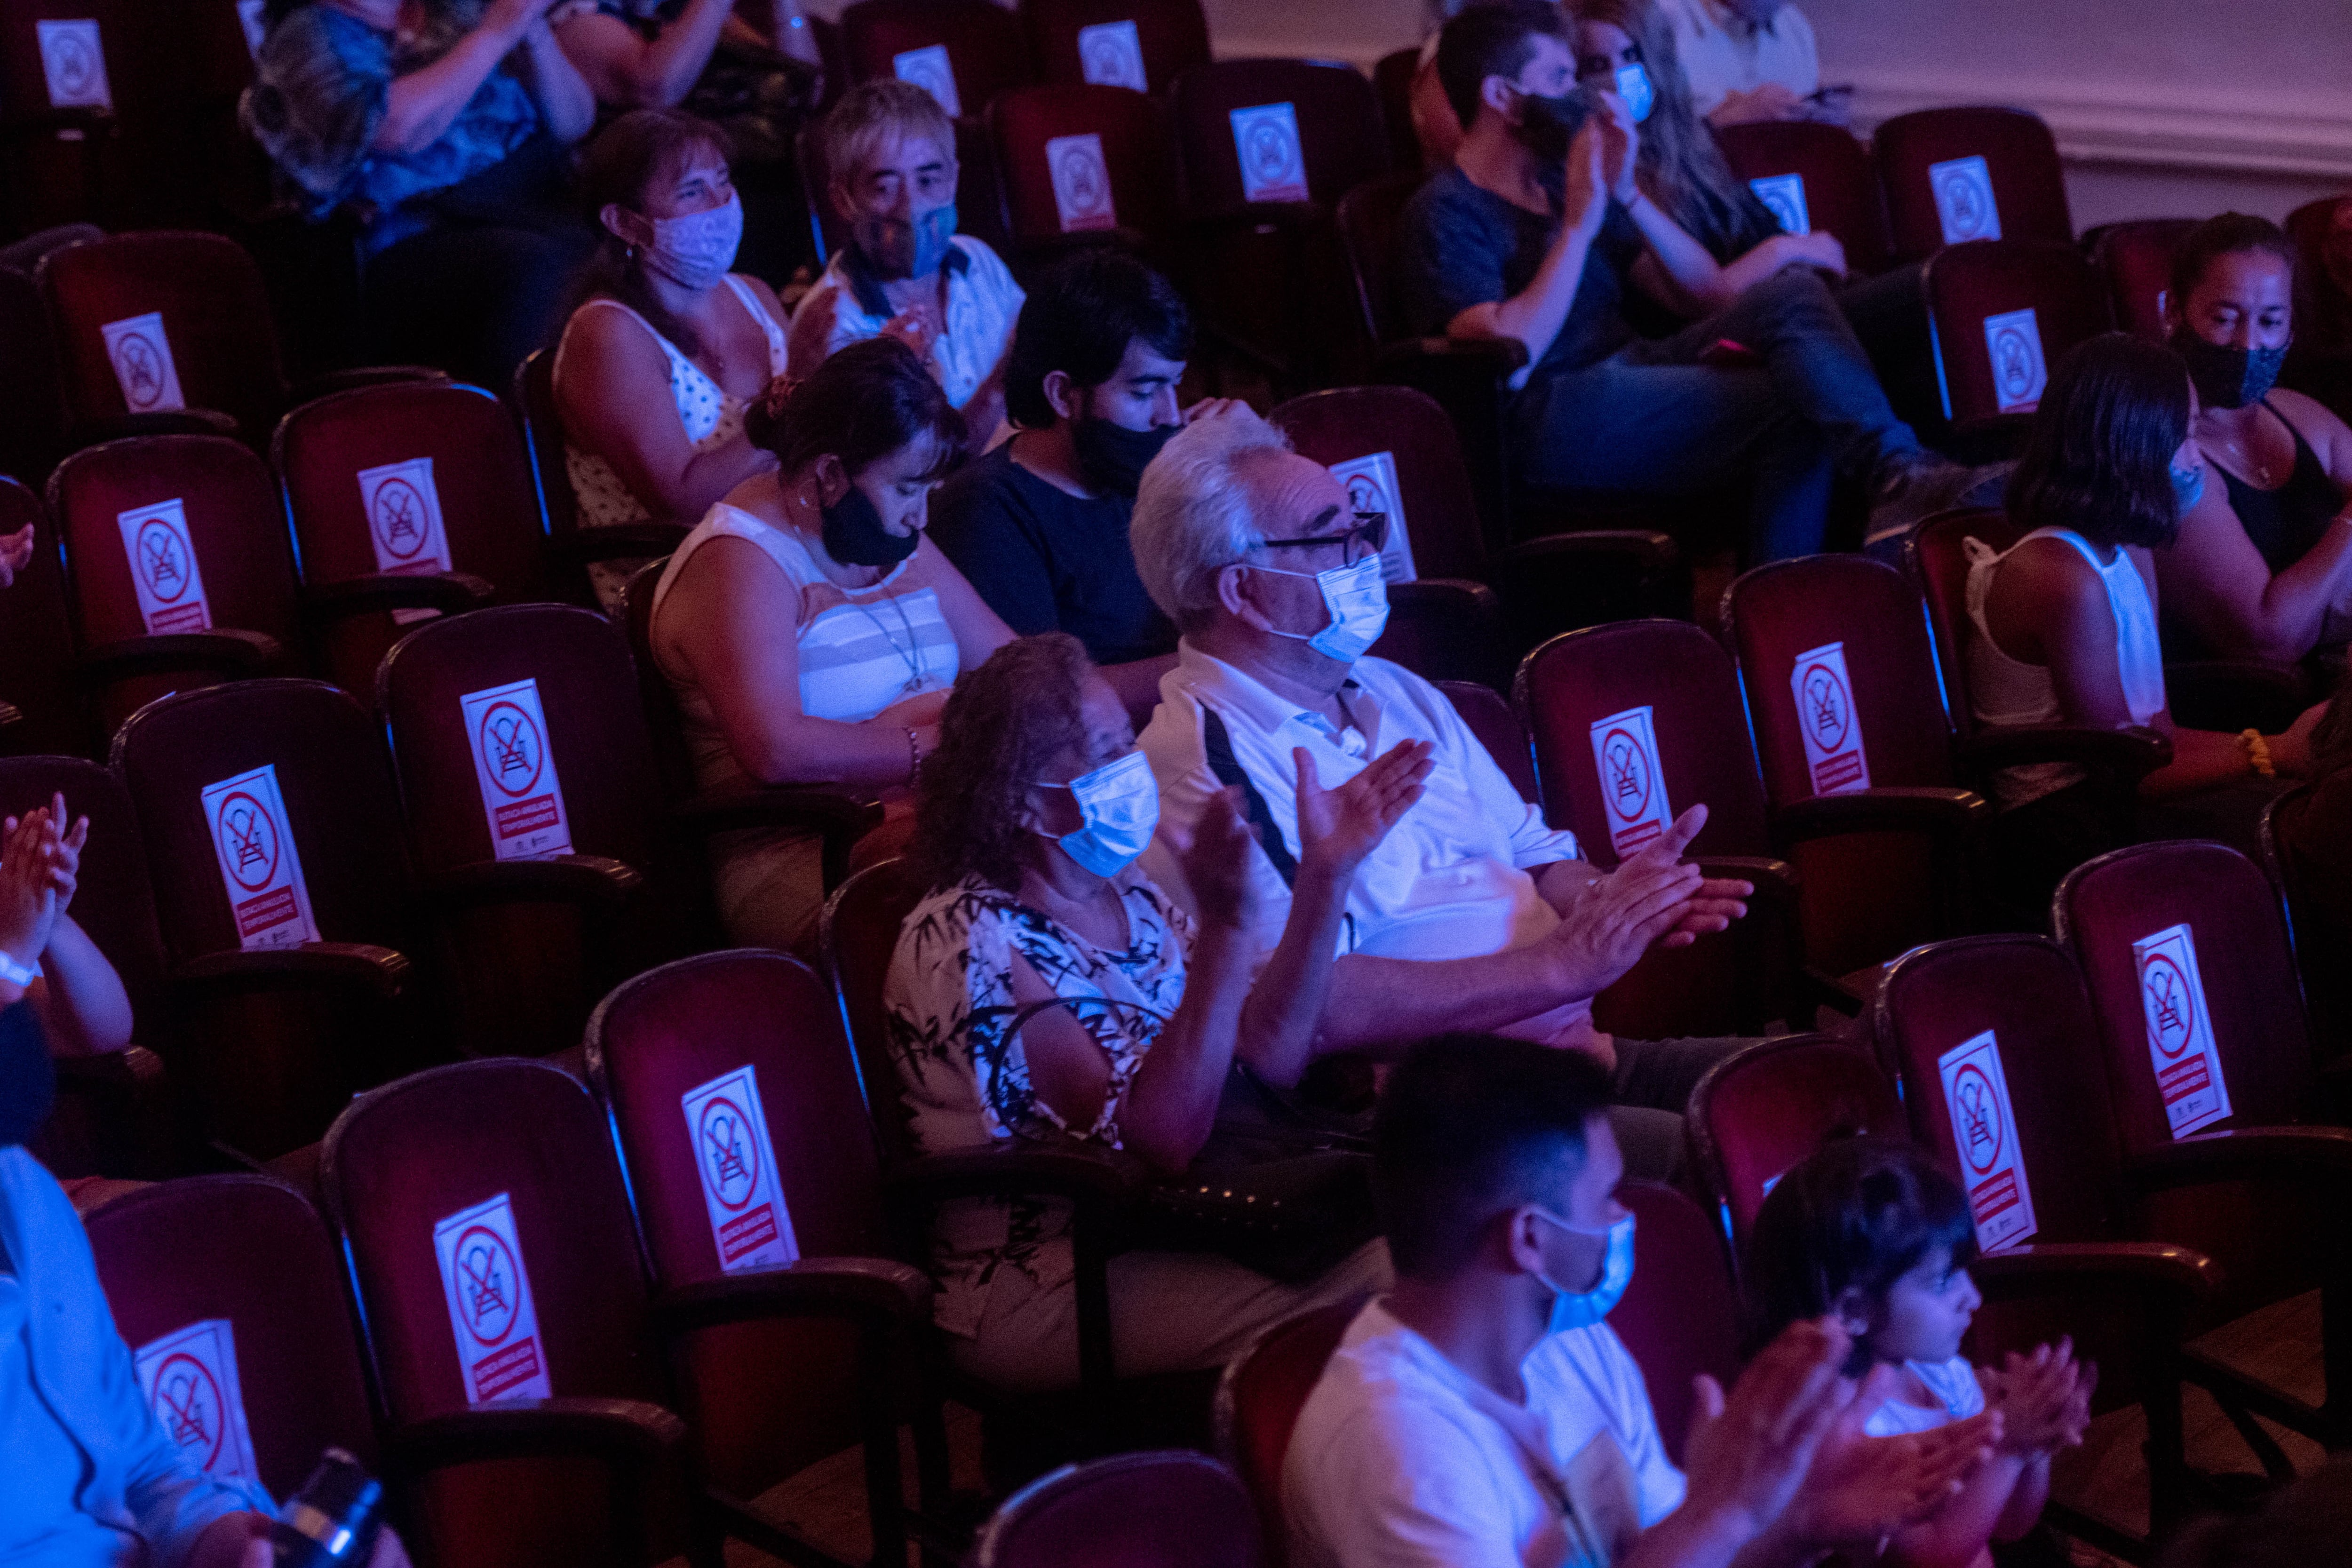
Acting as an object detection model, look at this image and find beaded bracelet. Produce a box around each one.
[2240,728,2274,778]
[904,725,926,782]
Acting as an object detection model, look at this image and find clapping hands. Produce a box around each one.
[0,794,87,974]
[1294,741,1431,881]
[1981,1338,2095,1457]
[0,521,33,589]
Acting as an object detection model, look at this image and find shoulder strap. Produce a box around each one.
[722,274,791,372]
[1199,706,1298,889]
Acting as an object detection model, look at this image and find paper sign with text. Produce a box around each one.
[1983,308,2048,414]
[1589,706,1673,859]
[133,1319,259,1484]
[1929,154,2001,245]
[38,19,111,110]
[117,499,212,634]
[1324,451,1418,583]
[1789,641,1870,796]
[1077,19,1147,90]
[1047,133,1117,233]
[433,1193,554,1403]
[1937,1029,2038,1251]
[461,678,573,861]
[892,44,960,116]
[200,764,319,951]
[1232,102,1308,204]
[101,313,185,414]
[358,456,453,624]
[2132,922,2232,1137]
[1749,174,1809,237]
[681,1066,800,1273]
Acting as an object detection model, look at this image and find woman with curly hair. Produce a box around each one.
[882,632,1431,1390]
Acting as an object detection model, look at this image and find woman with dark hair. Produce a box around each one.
[648,336,1014,950]
[1963,334,2325,918]
[928,251,1240,721]
[242,0,599,387]
[555,109,791,612]
[884,632,1429,1389]
[2156,213,2352,662]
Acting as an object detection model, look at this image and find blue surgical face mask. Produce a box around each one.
[1038,749,1160,878]
[1533,1209,1637,1334]
[853,203,960,280]
[1252,552,1391,664]
[2170,457,2207,512]
[1613,63,1655,123]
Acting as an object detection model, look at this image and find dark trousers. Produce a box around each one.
[1607,1033,1756,1186]
[365,218,596,390]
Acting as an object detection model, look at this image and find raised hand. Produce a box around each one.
[1678,1318,1857,1540]
[1784,1361,2002,1547]
[1562,114,1609,239]
[35,793,87,914]
[0,521,32,589]
[1591,88,1640,204]
[1987,1339,2094,1455]
[1294,742,1431,880]
[0,806,58,977]
[880,302,943,359]
[1177,785,1263,932]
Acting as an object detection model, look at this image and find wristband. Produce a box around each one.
[2240,728,2274,779]
[0,950,40,988]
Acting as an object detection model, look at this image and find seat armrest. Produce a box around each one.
[1692,856,1798,906]
[675,783,882,840]
[51,1044,166,1092]
[1974,1240,2222,1301]
[385,1396,686,1476]
[650,1257,933,1337]
[422,854,643,911]
[2126,1125,2352,1193]
[547,522,691,566]
[882,1144,1135,1210]
[301,571,493,621]
[75,629,279,683]
[1954,724,2171,779]
[172,941,409,1000]
[1774,786,1989,844]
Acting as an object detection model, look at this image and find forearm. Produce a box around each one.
[1886,1454,2028,1568]
[2141,724,2260,799]
[1312,945,1571,1054]
[1994,1455,2050,1542]
[1121,922,1252,1170]
[1625,191,1730,304]
[628,0,733,105]
[729,714,925,790]
[377,28,519,153]
[663,436,779,522]
[2242,517,2352,659]
[1235,860,1353,1087]
[517,24,597,142]
[33,915,132,1056]
[1708,236,1805,309]
[1472,223,1598,383]
[1624,1502,1763,1568]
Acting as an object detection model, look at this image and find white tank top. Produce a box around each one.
[1963,526,2167,805]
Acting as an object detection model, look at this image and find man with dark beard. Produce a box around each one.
[930,250,1242,721]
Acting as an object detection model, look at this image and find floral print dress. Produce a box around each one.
[882,870,1192,1337]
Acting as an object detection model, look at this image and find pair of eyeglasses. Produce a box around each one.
[1254,510,1388,560]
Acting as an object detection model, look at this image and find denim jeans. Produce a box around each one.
[1516,265,1924,562]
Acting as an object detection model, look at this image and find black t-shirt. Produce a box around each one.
[1393,164,1647,382]
[929,442,1176,667]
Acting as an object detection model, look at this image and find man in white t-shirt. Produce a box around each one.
[1285,1035,1996,1568]
[1654,0,1821,127]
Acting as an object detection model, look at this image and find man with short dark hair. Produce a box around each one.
[1284,1035,1993,1568]
[1399,0,1969,560]
[929,250,1233,717]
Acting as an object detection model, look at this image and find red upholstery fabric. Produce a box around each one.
[1608,1181,1741,1465]
[819,858,928,1164]
[1906,506,2016,741]
[84,1174,380,1496]
[1715,120,1890,275]
[1023,0,1210,94]
[0,476,91,758]
[1924,239,2113,430]
[840,0,1033,110]
[974,1450,1264,1568]
[0,753,167,1015]
[1872,107,2073,263]
[1435,680,1535,803]
[1688,1033,1903,1258]
[1168,60,1387,222]
[1216,1297,1363,1568]
[988,83,1184,259]
[2091,219,2199,343]
[1270,385,1487,582]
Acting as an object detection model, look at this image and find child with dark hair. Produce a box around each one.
[1746,1138,2091,1568]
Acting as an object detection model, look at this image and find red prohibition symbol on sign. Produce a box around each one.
[1994,329,2035,399]
[1938,169,1986,234]
[1800,664,1851,751]
[453,1226,520,1347]
[1600,727,1651,819]
[479,702,544,798]
[217,792,279,892]
[1248,122,1292,182]
[2141,954,2194,1058]
[1953,1064,2002,1174]
[116,334,164,409]
[371,478,429,559]
[698,1096,760,1210]
[138,519,191,602]
[153,1352,225,1467]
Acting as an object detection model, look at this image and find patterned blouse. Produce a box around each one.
[882,871,1192,1337]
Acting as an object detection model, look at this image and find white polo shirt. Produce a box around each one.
[1135,643,1593,1042]
[1284,1300,1685,1568]
[790,234,1023,411]
[1656,0,1820,117]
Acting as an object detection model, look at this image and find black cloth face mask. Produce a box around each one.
[0,1000,55,1149]
[821,478,921,568]
[2170,328,2289,410]
[1070,417,1177,498]
[1511,87,1591,168]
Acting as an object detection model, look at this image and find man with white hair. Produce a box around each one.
[1131,408,1756,1178]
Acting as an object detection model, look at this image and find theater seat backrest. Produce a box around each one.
[1214,1296,1366,1567]
[820,858,930,1164]
[974,1450,1264,1568]
[1607,1180,1740,1465]
[1688,1034,1905,1258]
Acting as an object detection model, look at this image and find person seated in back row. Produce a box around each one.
[787,80,1024,443]
[556,109,793,614]
[2155,214,2352,662]
[1130,408,1757,1182]
[1397,0,1975,563]
[1284,1035,1998,1568]
[930,251,1239,722]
